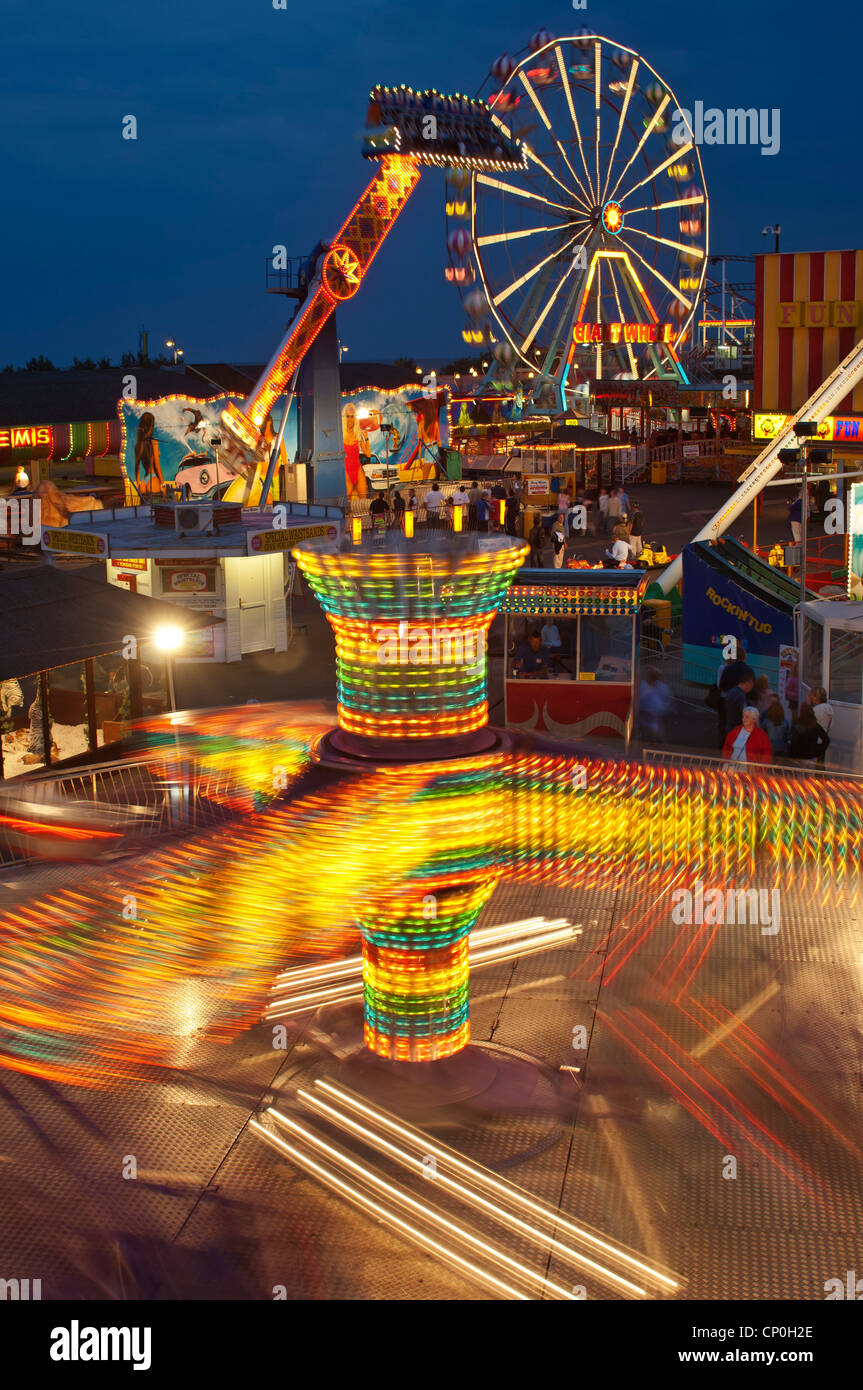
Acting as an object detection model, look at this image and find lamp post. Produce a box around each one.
[761,225,781,254]
[154,624,184,712]
[165,339,183,366]
[793,421,819,700]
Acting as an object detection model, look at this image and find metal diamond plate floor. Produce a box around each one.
[0,856,861,1301]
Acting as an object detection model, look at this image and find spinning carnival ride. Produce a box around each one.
[445,31,708,410]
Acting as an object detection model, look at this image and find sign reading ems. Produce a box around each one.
[0,425,53,450]
[572,323,674,346]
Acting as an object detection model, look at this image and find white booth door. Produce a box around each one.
[237,560,271,653]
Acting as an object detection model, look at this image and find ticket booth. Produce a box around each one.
[800,600,863,770]
[500,569,649,744]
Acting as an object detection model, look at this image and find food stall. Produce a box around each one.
[500,568,650,745]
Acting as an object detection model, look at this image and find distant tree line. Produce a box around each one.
[0,350,175,373]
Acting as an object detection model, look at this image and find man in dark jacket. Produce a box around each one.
[722,676,755,747]
[528,520,545,567]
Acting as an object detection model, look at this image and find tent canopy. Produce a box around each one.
[0,564,219,680]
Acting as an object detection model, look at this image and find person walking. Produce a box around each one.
[528,518,545,568]
[597,487,610,534]
[424,481,443,529]
[628,502,644,558]
[791,703,830,762]
[452,482,470,529]
[640,668,674,742]
[716,660,754,747]
[606,487,624,530]
[476,490,491,532]
[392,487,406,529]
[723,705,772,764]
[722,674,756,748]
[550,515,566,569]
[505,489,520,537]
[557,487,571,536]
[569,494,588,537]
[369,490,389,538]
[754,674,778,715]
[759,699,791,757]
[807,686,834,735]
[468,481,480,530]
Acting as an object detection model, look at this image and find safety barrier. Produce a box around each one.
[0,753,233,869]
[643,746,863,781]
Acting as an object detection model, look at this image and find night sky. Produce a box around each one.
[0,0,856,370]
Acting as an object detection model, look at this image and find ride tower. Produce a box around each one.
[293,531,528,1062]
[219,88,525,499]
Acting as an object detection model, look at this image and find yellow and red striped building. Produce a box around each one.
[755,249,863,415]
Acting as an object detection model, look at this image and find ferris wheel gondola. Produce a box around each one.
[445,34,708,403]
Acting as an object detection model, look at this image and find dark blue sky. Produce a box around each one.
[0,0,856,369]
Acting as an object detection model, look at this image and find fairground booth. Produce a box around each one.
[0,566,218,780]
[500,568,650,746]
[801,601,863,770]
[682,537,815,694]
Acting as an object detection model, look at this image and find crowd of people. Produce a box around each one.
[365,479,523,535]
[712,654,832,768]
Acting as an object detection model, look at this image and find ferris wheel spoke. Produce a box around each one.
[492,232,582,307]
[624,193,705,216]
[600,59,639,205]
[518,70,555,138]
[522,141,587,207]
[606,259,639,375]
[604,95,671,205]
[554,141,592,210]
[475,173,574,216]
[491,112,587,209]
[554,45,597,203]
[594,42,602,200]
[623,224,706,261]
[522,261,578,352]
[476,220,581,249]
[617,238,693,312]
[617,142,694,202]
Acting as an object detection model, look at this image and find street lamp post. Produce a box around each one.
[761,225,781,254]
[794,421,819,702]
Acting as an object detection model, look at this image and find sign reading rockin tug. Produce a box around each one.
[375,620,482,665]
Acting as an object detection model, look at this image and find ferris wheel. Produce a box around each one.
[445,31,708,400]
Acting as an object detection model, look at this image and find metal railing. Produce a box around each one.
[643,746,863,781]
[0,753,234,869]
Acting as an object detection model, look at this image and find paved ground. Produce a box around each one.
[1,852,860,1301]
[3,481,858,1303]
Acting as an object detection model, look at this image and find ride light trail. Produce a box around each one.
[264,917,581,1020]
[311,1079,680,1295]
[251,1118,527,1300]
[296,1084,651,1297]
[259,1108,578,1299]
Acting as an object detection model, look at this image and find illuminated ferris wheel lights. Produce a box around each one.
[447,33,708,380]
